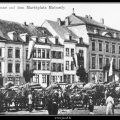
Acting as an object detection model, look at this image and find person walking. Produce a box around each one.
[106,93,114,115]
[88,95,94,115]
[28,90,33,112]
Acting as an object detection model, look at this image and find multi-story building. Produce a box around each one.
[57,12,120,83]
[0,19,52,86]
[42,19,82,83]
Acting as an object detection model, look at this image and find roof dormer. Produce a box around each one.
[19,33,28,42]
[7,31,17,41]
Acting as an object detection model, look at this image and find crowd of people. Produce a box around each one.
[0,81,118,115]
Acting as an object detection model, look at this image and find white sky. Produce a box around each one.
[0,3,120,30]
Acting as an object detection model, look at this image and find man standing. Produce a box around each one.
[28,90,33,112]
[88,95,94,115]
[106,93,114,115]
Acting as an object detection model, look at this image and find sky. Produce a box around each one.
[0,3,120,30]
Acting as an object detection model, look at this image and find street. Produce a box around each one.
[1,104,120,115]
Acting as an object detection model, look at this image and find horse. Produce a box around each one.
[70,90,83,110]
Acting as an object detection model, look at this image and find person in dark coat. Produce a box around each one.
[88,95,94,115]
[47,93,59,115]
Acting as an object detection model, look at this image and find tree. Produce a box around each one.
[76,66,88,83]
[23,69,35,83]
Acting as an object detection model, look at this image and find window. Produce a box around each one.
[38,49,41,58]
[52,76,56,83]
[66,48,69,56]
[46,61,50,70]
[71,49,74,57]
[8,77,13,81]
[16,63,20,73]
[99,42,102,51]
[106,42,109,52]
[106,58,109,66]
[42,75,46,83]
[51,51,56,58]
[52,63,56,71]
[71,61,74,70]
[15,49,20,58]
[46,49,50,59]
[99,56,103,69]
[58,52,62,59]
[113,58,115,66]
[42,49,45,58]
[0,48,2,57]
[118,58,120,69]
[60,76,62,82]
[92,41,95,51]
[33,49,36,58]
[66,61,69,70]
[8,48,13,58]
[42,61,45,70]
[92,56,95,69]
[0,62,1,72]
[26,64,29,71]
[15,77,20,85]
[38,61,41,70]
[72,75,75,83]
[33,61,37,70]
[112,44,115,53]
[57,63,62,72]
[8,63,12,73]
[26,49,28,59]
[119,46,120,53]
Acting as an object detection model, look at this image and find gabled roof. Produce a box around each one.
[67,14,120,32]
[46,20,79,40]
[0,19,47,41]
[35,27,53,37]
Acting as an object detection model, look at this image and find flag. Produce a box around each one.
[95,74,97,83]
[104,71,108,82]
[27,39,36,60]
[72,53,78,67]
[115,73,119,82]
[108,57,113,76]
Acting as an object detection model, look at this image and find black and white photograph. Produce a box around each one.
[0,2,119,116]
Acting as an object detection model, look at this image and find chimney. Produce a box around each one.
[55,36,59,44]
[24,22,27,26]
[85,15,88,18]
[57,18,61,26]
[79,37,83,44]
[29,22,34,25]
[65,17,70,26]
[100,18,104,24]
[88,15,92,19]
[45,38,47,43]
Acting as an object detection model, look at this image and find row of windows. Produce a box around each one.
[51,76,63,83]
[33,61,50,71]
[91,55,120,69]
[8,48,20,58]
[66,61,74,71]
[33,75,48,83]
[8,63,20,73]
[51,51,63,59]
[64,75,75,84]
[32,49,50,59]
[91,40,120,53]
[51,63,63,72]
[66,48,74,57]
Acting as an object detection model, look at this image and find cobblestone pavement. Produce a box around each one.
[1,104,120,115]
